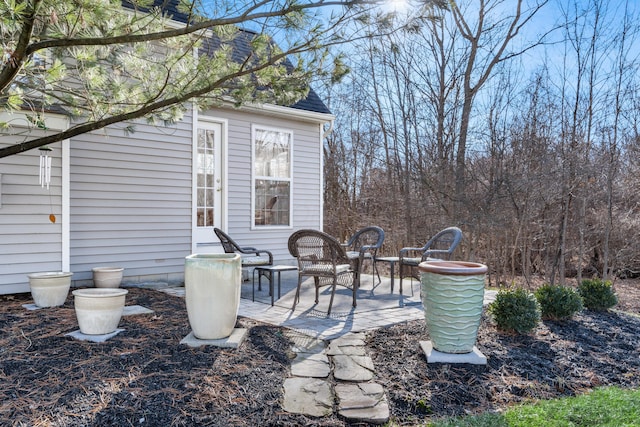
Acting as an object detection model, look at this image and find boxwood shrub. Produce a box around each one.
[578,278,618,311]
[534,284,583,320]
[488,288,541,334]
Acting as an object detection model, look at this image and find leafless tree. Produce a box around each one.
[323,0,640,284]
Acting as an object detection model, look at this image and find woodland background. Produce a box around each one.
[320,0,640,287]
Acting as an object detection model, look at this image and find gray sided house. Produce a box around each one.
[0,5,333,294]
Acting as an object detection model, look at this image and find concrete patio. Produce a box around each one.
[155,269,497,341]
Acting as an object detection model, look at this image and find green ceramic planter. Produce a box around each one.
[419,261,488,354]
[184,253,241,339]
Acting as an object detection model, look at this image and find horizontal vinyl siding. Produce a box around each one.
[291,125,322,228]
[69,113,193,282]
[0,135,64,293]
[205,107,324,265]
[1,104,325,293]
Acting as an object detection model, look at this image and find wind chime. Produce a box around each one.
[38,146,56,223]
[39,146,52,189]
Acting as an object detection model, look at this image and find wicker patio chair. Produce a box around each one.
[288,229,356,315]
[214,228,273,287]
[398,226,463,292]
[342,226,385,288]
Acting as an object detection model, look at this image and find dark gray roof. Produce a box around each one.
[122,0,331,115]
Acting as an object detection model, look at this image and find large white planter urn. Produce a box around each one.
[72,288,128,335]
[92,266,124,288]
[27,272,74,308]
[184,253,241,340]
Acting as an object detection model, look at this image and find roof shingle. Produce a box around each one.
[122,0,331,114]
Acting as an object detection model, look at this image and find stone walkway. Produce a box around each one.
[282,330,389,424]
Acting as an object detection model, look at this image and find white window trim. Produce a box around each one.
[251,124,294,230]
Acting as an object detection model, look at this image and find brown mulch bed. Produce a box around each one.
[1,280,639,426]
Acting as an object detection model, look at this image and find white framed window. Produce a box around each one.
[252,125,292,228]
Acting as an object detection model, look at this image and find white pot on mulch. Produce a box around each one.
[72,288,128,335]
[27,272,73,308]
[92,266,124,288]
[184,253,241,339]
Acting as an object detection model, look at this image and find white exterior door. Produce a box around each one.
[192,120,225,253]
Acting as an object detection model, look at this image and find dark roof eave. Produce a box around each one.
[122,0,331,115]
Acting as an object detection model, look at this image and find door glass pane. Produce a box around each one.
[197,207,205,227]
[197,128,216,228]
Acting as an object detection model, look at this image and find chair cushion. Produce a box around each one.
[402,257,421,266]
[241,255,271,266]
[302,264,351,275]
[346,251,373,260]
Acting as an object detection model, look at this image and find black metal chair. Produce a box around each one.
[214,227,273,267]
[288,229,356,315]
[214,228,273,288]
[342,226,385,289]
[398,227,463,292]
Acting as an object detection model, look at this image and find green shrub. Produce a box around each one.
[578,278,618,311]
[534,284,584,320]
[488,288,541,334]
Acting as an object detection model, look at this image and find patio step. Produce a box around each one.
[282,331,390,424]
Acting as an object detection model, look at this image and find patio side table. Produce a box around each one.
[252,265,298,306]
[374,256,402,294]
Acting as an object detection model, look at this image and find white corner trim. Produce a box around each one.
[62,137,70,272]
[318,123,324,229]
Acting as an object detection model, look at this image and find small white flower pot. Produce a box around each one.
[92,266,124,288]
[28,272,73,308]
[72,288,128,335]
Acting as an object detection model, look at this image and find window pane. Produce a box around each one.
[254,129,290,178]
[254,180,290,226]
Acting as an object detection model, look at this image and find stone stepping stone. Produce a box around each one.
[291,352,330,378]
[284,330,326,354]
[326,340,367,356]
[332,354,375,382]
[282,377,334,417]
[326,332,367,354]
[335,382,389,424]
